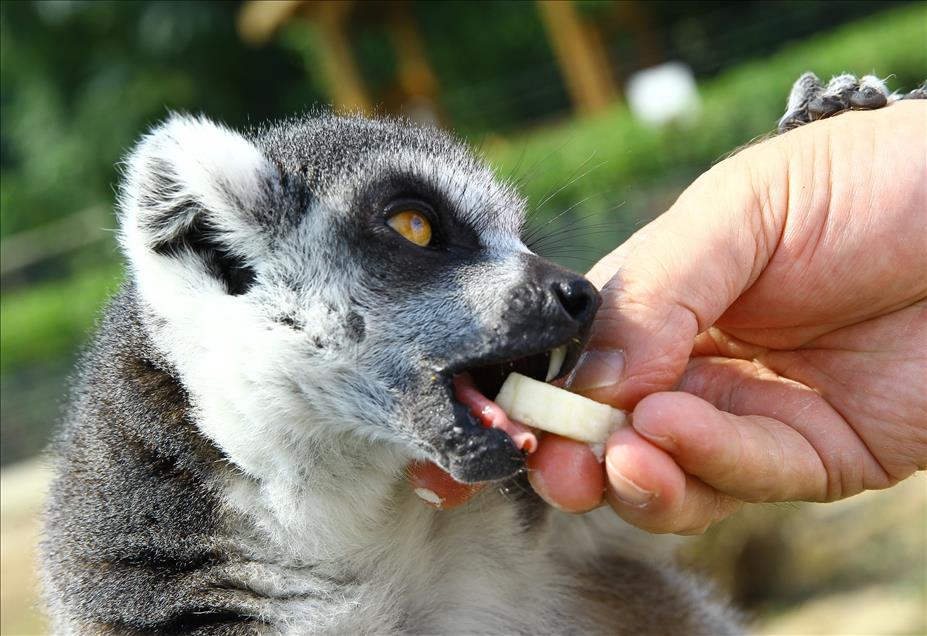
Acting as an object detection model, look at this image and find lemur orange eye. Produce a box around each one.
[387,210,432,247]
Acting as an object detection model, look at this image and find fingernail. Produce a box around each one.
[631,410,678,453]
[605,457,654,508]
[635,428,677,454]
[414,487,444,509]
[566,350,625,392]
[527,470,566,512]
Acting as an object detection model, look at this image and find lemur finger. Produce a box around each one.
[849,75,889,109]
[899,80,927,100]
[778,71,822,133]
[779,73,891,134]
[810,73,891,117]
[807,73,858,119]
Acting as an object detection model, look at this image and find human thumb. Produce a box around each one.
[566,141,792,409]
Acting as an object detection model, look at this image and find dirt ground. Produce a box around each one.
[2,460,924,635]
[0,461,48,635]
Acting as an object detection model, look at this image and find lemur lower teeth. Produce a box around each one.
[495,373,626,445]
[545,346,567,382]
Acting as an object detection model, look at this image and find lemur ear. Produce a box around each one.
[119,113,279,294]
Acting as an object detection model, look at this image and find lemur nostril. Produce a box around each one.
[553,279,599,326]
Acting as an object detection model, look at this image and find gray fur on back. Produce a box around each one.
[42,288,258,634]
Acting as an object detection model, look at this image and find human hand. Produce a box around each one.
[528,102,927,532]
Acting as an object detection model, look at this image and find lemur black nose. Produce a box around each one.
[553,277,599,327]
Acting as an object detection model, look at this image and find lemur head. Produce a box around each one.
[119,113,599,483]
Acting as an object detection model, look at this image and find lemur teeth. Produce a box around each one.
[495,372,626,444]
[545,345,567,382]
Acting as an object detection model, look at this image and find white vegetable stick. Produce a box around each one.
[494,372,626,444]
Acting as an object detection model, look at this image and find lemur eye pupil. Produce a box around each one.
[387,210,432,247]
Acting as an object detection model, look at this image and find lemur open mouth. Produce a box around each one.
[445,338,585,458]
[431,265,599,482]
[465,344,576,398]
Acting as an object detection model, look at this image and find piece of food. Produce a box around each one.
[494,372,626,444]
[453,373,538,453]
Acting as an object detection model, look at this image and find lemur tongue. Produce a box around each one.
[453,373,538,454]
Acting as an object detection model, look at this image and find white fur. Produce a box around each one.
[120,114,276,259]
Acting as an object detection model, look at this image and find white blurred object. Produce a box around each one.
[626,62,701,126]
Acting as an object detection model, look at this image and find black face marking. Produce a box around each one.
[261,161,313,236]
[346,311,366,343]
[274,314,302,330]
[250,115,601,483]
[438,400,525,482]
[361,173,483,253]
[342,176,491,308]
[442,254,599,377]
[154,217,256,296]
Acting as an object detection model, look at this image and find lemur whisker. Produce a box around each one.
[522,196,598,245]
[504,143,530,190]
[508,135,579,192]
[526,214,627,243]
[530,222,631,246]
[533,237,625,255]
[526,209,629,251]
[551,255,596,265]
[528,150,597,209]
[535,155,606,212]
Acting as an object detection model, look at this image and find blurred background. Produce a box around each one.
[1,1,925,633]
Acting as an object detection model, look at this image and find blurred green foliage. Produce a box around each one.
[5,3,924,370]
[492,3,927,216]
[0,1,908,241]
[0,0,319,239]
[1,263,122,372]
[1,2,924,465]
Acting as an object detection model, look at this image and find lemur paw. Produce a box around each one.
[777,73,926,133]
[901,80,927,101]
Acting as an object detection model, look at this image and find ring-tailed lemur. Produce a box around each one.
[41,72,920,634]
